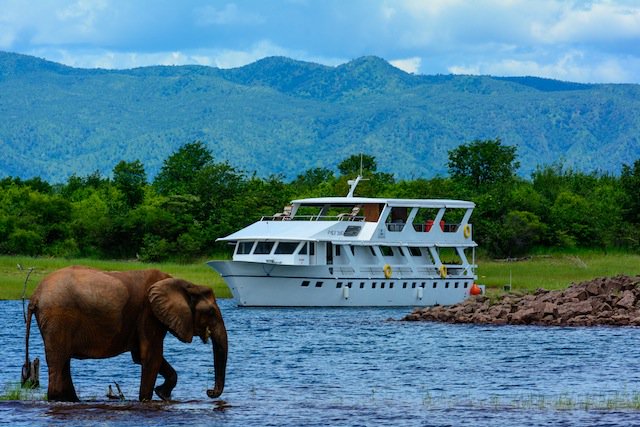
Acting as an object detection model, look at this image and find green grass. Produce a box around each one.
[0,382,45,401]
[0,255,231,300]
[2,250,639,300]
[478,250,640,293]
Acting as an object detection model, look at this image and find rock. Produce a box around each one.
[616,290,635,309]
[400,275,640,327]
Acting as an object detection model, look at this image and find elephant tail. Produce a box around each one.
[21,301,39,388]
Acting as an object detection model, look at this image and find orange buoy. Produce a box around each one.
[470,283,482,296]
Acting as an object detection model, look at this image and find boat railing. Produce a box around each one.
[410,223,460,233]
[261,214,366,222]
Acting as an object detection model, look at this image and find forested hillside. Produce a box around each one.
[1,51,639,183]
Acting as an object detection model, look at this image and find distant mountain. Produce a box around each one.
[1,51,639,183]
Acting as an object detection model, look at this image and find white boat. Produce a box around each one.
[208,176,478,307]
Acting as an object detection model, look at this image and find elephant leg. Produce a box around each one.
[154,358,177,401]
[47,357,79,402]
[139,358,162,401]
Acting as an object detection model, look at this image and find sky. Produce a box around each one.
[1,0,639,83]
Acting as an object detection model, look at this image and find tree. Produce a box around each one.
[113,160,147,208]
[153,141,214,196]
[338,154,377,176]
[621,159,640,224]
[448,138,519,189]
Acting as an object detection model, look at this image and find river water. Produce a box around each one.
[3,299,640,426]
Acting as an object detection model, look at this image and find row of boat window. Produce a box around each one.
[237,241,424,257]
[301,280,470,289]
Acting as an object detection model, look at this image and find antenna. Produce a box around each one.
[346,153,368,198]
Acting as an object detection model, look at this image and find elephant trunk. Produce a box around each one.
[206,319,228,399]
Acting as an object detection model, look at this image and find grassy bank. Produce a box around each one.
[1,251,639,300]
[478,250,640,292]
[0,256,231,300]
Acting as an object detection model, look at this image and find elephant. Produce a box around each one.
[22,266,227,402]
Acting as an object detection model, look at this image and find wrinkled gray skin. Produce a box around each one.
[24,266,227,402]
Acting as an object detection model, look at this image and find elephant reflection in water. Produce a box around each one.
[23,266,227,402]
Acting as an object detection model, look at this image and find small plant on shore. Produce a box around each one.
[0,382,44,401]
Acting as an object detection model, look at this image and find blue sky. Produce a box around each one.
[1,0,639,83]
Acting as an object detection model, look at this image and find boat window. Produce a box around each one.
[301,281,310,287]
[412,208,441,232]
[360,282,365,289]
[236,241,254,255]
[372,282,377,289]
[336,282,343,288]
[254,241,275,254]
[412,282,416,288]
[381,282,385,289]
[315,281,323,288]
[299,243,307,255]
[369,247,377,256]
[433,282,437,288]
[402,282,407,289]
[347,282,353,288]
[408,247,422,256]
[275,242,299,254]
[309,243,315,255]
[344,226,362,236]
[335,245,341,256]
[441,208,468,233]
[380,246,394,257]
[390,282,394,289]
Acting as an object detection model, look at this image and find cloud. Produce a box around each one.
[448,50,639,83]
[0,0,638,82]
[390,57,421,74]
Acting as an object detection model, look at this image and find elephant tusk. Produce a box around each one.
[204,326,211,343]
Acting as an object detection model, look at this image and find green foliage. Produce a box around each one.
[448,138,519,190]
[0,141,638,261]
[113,159,147,207]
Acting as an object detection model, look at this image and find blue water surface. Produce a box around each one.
[3,299,640,426]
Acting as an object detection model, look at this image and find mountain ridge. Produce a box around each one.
[0,51,638,183]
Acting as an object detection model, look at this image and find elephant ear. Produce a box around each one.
[148,278,194,343]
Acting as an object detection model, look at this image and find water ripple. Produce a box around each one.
[3,300,640,426]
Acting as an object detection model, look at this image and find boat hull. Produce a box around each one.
[208,260,474,307]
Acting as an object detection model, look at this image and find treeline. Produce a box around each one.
[1,139,639,261]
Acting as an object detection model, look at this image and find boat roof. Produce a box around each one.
[291,196,475,209]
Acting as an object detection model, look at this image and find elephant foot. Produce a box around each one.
[154,385,172,401]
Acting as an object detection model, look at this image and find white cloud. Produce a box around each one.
[448,50,638,83]
[532,1,640,44]
[390,57,421,73]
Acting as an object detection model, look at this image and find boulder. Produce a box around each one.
[401,275,640,327]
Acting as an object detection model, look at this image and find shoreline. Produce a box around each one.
[403,275,640,327]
